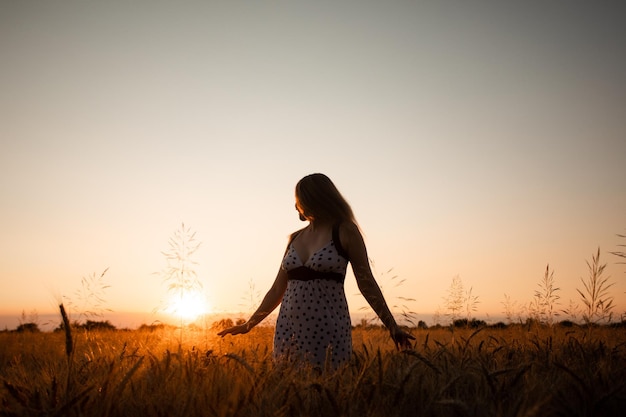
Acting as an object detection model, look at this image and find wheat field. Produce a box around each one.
[1,322,625,417]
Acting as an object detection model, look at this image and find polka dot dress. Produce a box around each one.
[274,240,351,369]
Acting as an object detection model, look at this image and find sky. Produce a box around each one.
[1,0,625,330]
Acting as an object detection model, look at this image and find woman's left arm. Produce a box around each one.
[341,222,415,350]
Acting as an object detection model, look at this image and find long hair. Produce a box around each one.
[295,173,356,224]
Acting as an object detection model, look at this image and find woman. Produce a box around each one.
[218,173,414,368]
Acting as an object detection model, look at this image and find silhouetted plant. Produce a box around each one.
[156,223,203,338]
[441,275,479,324]
[18,309,40,330]
[356,261,418,327]
[240,278,262,314]
[609,231,626,268]
[452,318,485,328]
[15,322,40,333]
[531,264,560,325]
[577,247,615,325]
[561,298,582,323]
[80,320,116,331]
[65,268,112,324]
[501,294,520,324]
[443,275,464,323]
[464,286,480,321]
[58,302,73,396]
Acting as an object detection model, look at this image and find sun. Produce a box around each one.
[166,290,209,322]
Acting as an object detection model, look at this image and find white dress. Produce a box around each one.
[274,233,351,368]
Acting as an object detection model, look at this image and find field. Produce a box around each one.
[1,322,626,417]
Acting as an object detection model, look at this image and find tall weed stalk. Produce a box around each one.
[59,303,73,396]
[65,268,112,325]
[577,247,615,326]
[531,264,560,325]
[156,222,203,342]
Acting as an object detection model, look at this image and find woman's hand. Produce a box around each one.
[217,322,250,337]
[390,326,415,350]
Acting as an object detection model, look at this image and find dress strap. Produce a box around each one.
[332,223,349,261]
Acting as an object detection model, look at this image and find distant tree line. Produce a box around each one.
[2,320,117,333]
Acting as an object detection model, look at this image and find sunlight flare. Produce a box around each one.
[166,290,209,321]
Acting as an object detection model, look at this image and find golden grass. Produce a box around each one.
[1,323,625,416]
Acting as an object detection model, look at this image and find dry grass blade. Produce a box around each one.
[53,384,95,417]
[3,381,29,407]
[402,350,441,375]
[114,356,145,397]
[224,353,255,376]
[553,360,589,393]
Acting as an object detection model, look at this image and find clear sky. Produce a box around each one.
[1,1,625,329]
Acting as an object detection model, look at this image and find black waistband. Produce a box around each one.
[287,266,345,284]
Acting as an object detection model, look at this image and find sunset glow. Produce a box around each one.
[165,290,210,322]
[0,1,625,331]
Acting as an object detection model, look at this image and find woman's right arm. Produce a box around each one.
[217,266,289,336]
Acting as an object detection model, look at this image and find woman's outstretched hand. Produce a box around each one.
[390,327,415,350]
[217,323,250,337]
